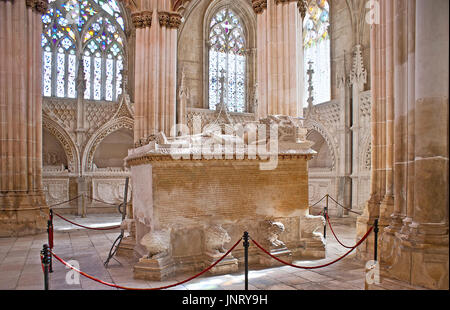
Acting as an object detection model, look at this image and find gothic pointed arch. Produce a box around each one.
[82,116,134,172]
[304,119,337,171]
[42,114,81,173]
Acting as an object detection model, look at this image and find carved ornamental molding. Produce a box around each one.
[172,0,192,15]
[131,10,153,29]
[158,11,182,29]
[26,0,48,14]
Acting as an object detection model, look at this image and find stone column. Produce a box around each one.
[349,45,367,215]
[378,0,395,228]
[0,0,49,237]
[407,0,449,289]
[386,0,408,234]
[356,0,387,261]
[132,0,181,144]
[357,0,448,289]
[253,0,306,119]
[336,60,352,217]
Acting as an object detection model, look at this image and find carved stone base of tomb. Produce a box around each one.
[125,116,326,280]
[134,256,176,282]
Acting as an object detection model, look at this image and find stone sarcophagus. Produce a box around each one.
[125,116,325,280]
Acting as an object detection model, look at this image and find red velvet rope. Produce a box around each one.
[40,254,45,273]
[50,238,242,290]
[48,195,82,208]
[53,212,121,230]
[251,225,374,270]
[325,213,354,249]
[48,225,54,249]
[327,195,362,216]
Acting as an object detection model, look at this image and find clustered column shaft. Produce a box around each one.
[253,0,307,119]
[0,0,49,237]
[132,0,181,145]
[357,0,449,290]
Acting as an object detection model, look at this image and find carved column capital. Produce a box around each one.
[158,11,182,29]
[297,0,307,19]
[252,0,267,14]
[26,0,49,14]
[131,10,153,29]
[274,0,296,4]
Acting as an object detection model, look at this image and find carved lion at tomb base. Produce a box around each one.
[204,224,231,256]
[140,229,171,259]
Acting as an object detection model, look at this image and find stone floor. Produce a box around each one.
[0,213,428,290]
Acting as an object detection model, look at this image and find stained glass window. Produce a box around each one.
[41,0,126,101]
[303,0,330,106]
[208,9,246,113]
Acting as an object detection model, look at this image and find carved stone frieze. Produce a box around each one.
[42,178,69,207]
[92,178,132,205]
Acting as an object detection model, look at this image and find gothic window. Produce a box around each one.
[303,0,330,105]
[208,8,246,113]
[41,0,126,101]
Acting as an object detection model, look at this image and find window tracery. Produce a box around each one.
[41,0,126,101]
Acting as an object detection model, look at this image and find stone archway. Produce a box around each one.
[42,115,80,173]
[82,117,134,173]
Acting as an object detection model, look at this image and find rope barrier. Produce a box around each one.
[327,195,363,216]
[52,212,121,230]
[325,213,356,249]
[251,225,374,270]
[49,238,241,290]
[47,194,120,209]
[85,195,121,206]
[48,195,82,208]
[308,194,327,209]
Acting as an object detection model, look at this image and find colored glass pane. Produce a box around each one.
[303,0,331,106]
[42,0,126,101]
